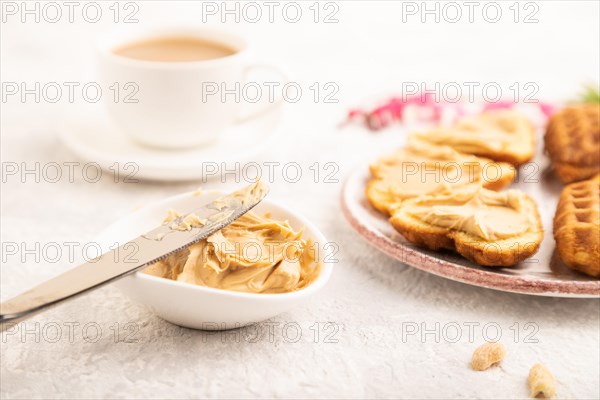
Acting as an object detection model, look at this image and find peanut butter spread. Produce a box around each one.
[403,187,535,241]
[373,140,483,193]
[144,211,320,294]
[367,139,490,212]
[411,110,533,154]
[162,209,207,231]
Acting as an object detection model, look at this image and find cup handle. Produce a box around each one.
[235,63,289,124]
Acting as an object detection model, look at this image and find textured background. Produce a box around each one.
[1,1,599,399]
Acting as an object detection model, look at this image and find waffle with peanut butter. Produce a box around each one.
[411,110,536,166]
[366,139,516,215]
[553,174,600,277]
[544,104,600,184]
[389,186,543,266]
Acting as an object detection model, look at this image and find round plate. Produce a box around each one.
[58,106,282,181]
[341,165,600,298]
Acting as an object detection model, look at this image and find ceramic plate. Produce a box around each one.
[341,161,600,298]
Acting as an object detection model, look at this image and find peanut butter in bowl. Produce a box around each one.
[144,210,321,294]
[96,188,333,330]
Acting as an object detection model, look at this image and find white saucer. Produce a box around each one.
[58,106,282,181]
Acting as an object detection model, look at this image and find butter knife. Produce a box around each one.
[0,181,269,329]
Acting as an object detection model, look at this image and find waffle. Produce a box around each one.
[412,110,536,166]
[366,139,516,215]
[389,187,543,267]
[553,175,600,277]
[545,104,600,183]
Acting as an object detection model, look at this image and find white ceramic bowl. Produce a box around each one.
[95,190,333,330]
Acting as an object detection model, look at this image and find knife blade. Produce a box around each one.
[0,181,269,328]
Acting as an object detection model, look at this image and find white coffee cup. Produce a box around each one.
[97,28,285,149]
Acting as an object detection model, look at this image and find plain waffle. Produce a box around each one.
[553,174,600,277]
[545,104,600,183]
